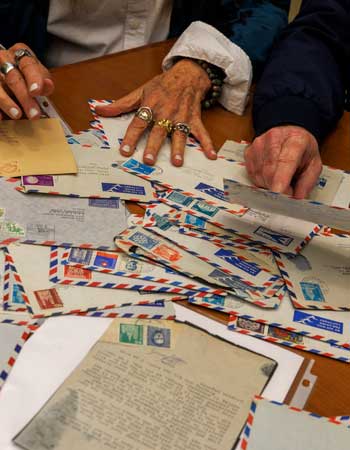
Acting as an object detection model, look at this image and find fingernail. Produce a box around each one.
[29,108,39,119]
[210,150,217,158]
[272,182,283,193]
[29,83,39,92]
[9,107,20,118]
[145,153,154,162]
[174,155,182,163]
[121,144,132,155]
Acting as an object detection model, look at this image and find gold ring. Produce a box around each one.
[155,119,173,135]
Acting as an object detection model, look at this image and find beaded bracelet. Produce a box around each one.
[195,59,225,109]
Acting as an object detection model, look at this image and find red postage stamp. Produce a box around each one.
[64,265,92,280]
[153,244,181,262]
[34,288,64,310]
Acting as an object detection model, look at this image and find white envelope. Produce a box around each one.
[62,247,227,296]
[238,397,350,450]
[275,232,350,310]
[224,163,350,231]
[6,244,182,318]
[0,177,128,249]
[20,145,154,202]
[158,189,321,254]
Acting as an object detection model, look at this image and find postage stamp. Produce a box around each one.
[192,200,219,217]
[147,326,171,348]
[64,265,92,280]
[119,323,144,345]
[153,214,173,231]
[195,182,226,201]
[1,222,25,237]
[12,284,25,305]
[293,311,343,334]
[300,281,325,302]
[129,231,159,249]
[153,244,181,262]
[167,191,194,206]
[93,251,118,269]
[34,288,64,310]
[122,159,156,176]
[214,249,262,276]
[22,175,54,187]
[267,325,304,344]
[201,295,225,306]
[237,317,265,333]
[184,214,206,228]
[68,248,93,265]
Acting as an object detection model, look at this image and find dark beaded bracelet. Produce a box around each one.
[195,59,225,109]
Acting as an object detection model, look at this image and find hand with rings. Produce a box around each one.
[0,43,54,120]
[95,59,218,167]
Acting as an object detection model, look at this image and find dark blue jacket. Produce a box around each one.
[0,0,289,74]
[253,0,350,142]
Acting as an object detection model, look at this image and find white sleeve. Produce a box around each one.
[162,21,252,116]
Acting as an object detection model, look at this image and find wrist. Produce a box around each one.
[173,58,212,93]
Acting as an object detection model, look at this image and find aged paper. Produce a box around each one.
[14,319,276,450]
[0,118,77,176]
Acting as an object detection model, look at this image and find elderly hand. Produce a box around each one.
[95,58,218,167]
[0,43,54,120]
[244,125,322,199]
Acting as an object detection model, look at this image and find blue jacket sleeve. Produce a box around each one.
[253,0,350,142]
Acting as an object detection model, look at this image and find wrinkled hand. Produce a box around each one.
[244,125,322,199]
[0,43,54,120]
[95,59,217,167]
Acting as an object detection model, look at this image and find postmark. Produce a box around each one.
[88,198,120,208]
[93,251,118,269]
[192,200,219,217]
[267,325,304,344]
[153,244,181,262]
[68,248,93,265]
[26,223,55,240]
[119,323,143,345]
[147,326,171,348]
[237,317,265,333]
[129,231,159,249]
[34,288,63,310]
[22,175,55,187]
[101,183,146,196]
[64,265,92,280]
[0,222,25,237]
[167,191,194,206]
[118,256,145,273]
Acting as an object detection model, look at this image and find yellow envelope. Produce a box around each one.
[0,118,77,176]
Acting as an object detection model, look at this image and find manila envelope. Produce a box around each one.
[0,119,77,177]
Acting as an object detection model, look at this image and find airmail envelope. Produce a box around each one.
[0,118,77,177]
[159,189,321,255]
[224,162,350,231]
[20,145,154,202]
[275,232,350,310]
[0,177,128,249]
[5,244,180,318]
[62,247,226,296]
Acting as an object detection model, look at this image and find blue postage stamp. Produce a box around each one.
[254,226,293,246]
[202,295,225,306]
[214,249,262,276]
[101,183,146,196]
[129,231,159,249]
[293,311,343,334]
[93,251,118,269]
[167,191,194,206]
[153,214,172,231]
[88,198,120,208]
[195,182,226,201]
[192,200,219,217]
[122,159,156,175]
[12,284,25,305]
[184,214,206,228]
[68,248,93,265]
[147,326,171,348]
[300,281,325,302]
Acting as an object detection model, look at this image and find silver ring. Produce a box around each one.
[0,44,6,51]
[14,48,33,66]
[0,62,16,76]
[135,106,154,124]
[172,122,191,136]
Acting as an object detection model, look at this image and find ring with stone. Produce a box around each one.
[155,118,173,135]
[135,106,154,124]
[0,62,16,76]
[172,122,191,136]
[14,48,34,66]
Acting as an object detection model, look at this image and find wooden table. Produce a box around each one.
[50,40,350,417]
